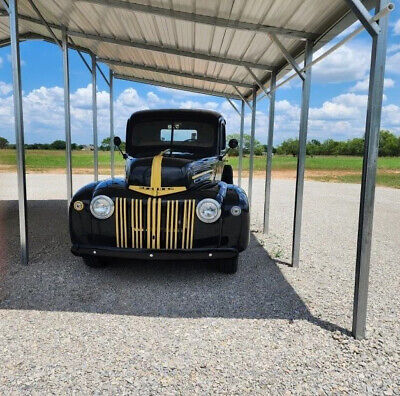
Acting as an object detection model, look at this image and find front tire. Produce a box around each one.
[82,256,107,268]
[216,256,238,274]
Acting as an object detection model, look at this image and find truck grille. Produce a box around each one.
[115,198,196,250]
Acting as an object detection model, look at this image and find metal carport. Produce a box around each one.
[0,0,394,339]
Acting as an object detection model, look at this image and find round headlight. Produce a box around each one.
[196,198,221,223]
[90,195,114,219]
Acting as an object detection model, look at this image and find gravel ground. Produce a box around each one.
[0,173,399,394]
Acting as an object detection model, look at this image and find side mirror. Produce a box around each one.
[113,136,127,159]
[113,136,122,147]
[228,139,238,149]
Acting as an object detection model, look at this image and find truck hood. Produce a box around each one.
[126,153,217,197]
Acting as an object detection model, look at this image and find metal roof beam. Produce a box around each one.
[268,33,305,80]
[225,97,241,117]
[114,73,242,100]
[233,86,252,111]
[0,0,9,13]
[77,0,318,41]
[96,62,110,86]
[97,57,253,89]
[343,0,380,36]
[26,0,61,49]
[68,31,275,71]
[245,67,270,98]
[0,10,275,71]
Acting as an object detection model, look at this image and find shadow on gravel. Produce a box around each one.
[0,200,349,335]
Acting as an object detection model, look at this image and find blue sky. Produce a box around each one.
[0,8,399,146]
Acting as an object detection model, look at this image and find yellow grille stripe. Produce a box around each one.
[147,198,151,248]
[166,201,170,249]
[124,198,128,247]
[139,199,143,248]
[115,198,119,247]
[131,199,137,248]
[182,200,187,249]
[190,199,196,249]
[174,201,179,249]
[152,198,156,249]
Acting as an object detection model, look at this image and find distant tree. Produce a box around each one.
[0,137,9,149]
[379,130,400,156]
[50,140,66,150]
[276,138,299,156]
[306,139,321,156]
[345,138,364,156]
[71,143,78,150]
[101,137,111,151]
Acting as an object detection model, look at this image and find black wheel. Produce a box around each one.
[82,256,108,268]
[216,256,238,274]
[221,164,233,184]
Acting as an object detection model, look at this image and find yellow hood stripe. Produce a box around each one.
[150,151,164,188]
[129,150,187,197]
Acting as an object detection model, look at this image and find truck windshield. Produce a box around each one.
[130,120,216,152]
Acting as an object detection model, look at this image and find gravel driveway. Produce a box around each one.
[0,173,399,394]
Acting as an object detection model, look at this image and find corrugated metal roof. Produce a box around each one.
[0,0,375,99]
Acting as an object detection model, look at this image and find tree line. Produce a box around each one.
[0,137,122,151]
[1,130,399,157]
[227,130,400,157]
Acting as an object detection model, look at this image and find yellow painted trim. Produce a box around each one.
[182,200,187,249]
[115,198,119,247]
[129,185,186,197]
[147,198,151,248]
[139,199,143,248]
[166,201,170,249]
[190,199,196,249]
[174,200,179,249]
[150,151,164,188]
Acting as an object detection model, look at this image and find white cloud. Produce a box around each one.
[312,42,371,83]
[350,77,395,92]
[394,18,400,35]
[6,53,26,66]
[388,43,400,53]
[0,79,399,146]
[0,81,12,95]
[0,56,3,68]
[386,51,400,74]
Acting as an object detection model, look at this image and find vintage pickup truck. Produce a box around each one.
[69,109,249,273]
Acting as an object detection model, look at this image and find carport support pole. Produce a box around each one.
[9,0,28,265]
[91,53,98,182]
[291,40,313,268]
[62,27,73,204]
[263,71,276,234]
[352,0,389,340]
[109,69,115,178]
[247,87,257,208]
[238,99,245,187]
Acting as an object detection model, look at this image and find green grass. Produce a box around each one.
[0,150,399,188]
[226,155,400,172]
[0,149,126,170]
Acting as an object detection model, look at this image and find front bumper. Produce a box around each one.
[71,244,238,260]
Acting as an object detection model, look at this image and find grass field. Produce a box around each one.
[1,150,399,188]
